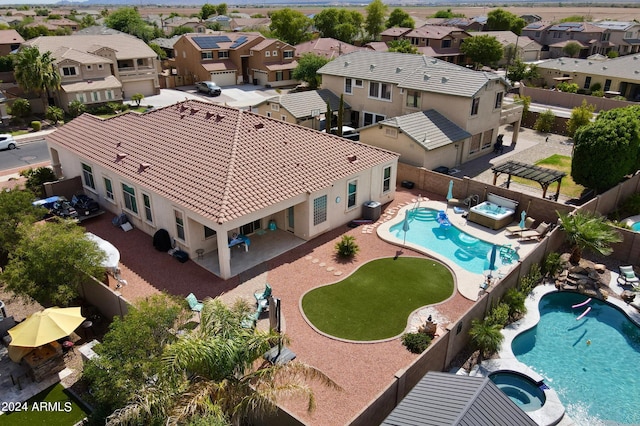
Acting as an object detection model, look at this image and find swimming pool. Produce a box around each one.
[389,208,518,275]
[632,222,640,232]
[489,371,546,412]
[512,292,640,424]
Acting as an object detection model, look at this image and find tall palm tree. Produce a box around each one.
[14,46,61,108]
[557,210,622,264]
[469,318,503,363]
[107,299,339,425]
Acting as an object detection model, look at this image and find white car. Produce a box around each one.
[322,126,360,141]
[0,134,16,150]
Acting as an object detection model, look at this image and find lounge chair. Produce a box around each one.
[505,217,536,236]
[618,266,640,289]
[185,293,204,315]
[254,284,272,311]
[519,222,550,241]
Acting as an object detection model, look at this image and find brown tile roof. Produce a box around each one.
[47,101,398,225]
[380,27,412,37]
[294,38,364,59]
[0,29,24,45]
[203,60,237,71]
[264,61,297,71]
[406,25,464,39]
[23,34,156,60]
[61,75,122,92]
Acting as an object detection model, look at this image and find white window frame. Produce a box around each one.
[142,193,153,224]
[265,51,270,57]
[354,79,363,88]
[76,93,86,103]
[174,210,185,241]
[406,90,420,108]
[272,50,278,56]
[218,50,229,58]
[271,104,280,111]
[276,70,283,81]
[62,66,77,76]
[105,90,114,100]
[470,98,480,116]
[345,78,353,94]
[363,111,386,127]
[81,163,95,190]
[368,81,392,101]
[91,91,100,102]
[201,51,213,60]
[382,166,392,193]
[283,50,293,59]
[86,65,92,70]
[121,182,138,214]
[103,177,114,201]
[347,179,358,209]
[494,92,503,109]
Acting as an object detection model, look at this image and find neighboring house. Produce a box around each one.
[470,31,542,65]
[294,38,363,60]
[163,17,207,35]
[522,21,613,59]
[205,15,232,30]
[22,34,160,108]
[318,50,520,166]
[150,35,182,59]
[229,17,271,32]
[44,18,80,32]
[45,100,399,279]
[172,33,296,87]
[0,29,24,56]
[593,21,640,56]
[520,14,542,24]
[363,41,388,52]
[537,55,640,100]
[441,17,486,32]
[253,89,351,130]
[381,25,471,64]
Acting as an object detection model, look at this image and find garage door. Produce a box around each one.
[123,80,155,97]
[210,71,236,87]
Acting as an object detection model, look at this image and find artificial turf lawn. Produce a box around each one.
[0,383,89,425]
[301,257,454,341]
[511,154,584,198]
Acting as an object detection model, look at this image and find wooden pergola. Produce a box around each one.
[491,160,567,200]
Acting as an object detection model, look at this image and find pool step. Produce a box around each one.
[410,208,436,221]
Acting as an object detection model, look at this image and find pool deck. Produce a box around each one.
[377,199,539,301]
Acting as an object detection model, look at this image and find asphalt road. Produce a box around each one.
[0,139,49,175]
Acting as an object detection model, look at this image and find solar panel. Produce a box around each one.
[527,24,543,29]
[193,36,231,50]
[230,36,248,49]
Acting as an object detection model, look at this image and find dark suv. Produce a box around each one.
[71,194,100,216]
[195,81,222,96]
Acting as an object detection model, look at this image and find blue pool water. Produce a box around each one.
[489,372,546,412]
[389,208,518,275]
[631,222,640,232]
[512,292,640,424]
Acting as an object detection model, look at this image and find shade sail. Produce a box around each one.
[85,232,120,269]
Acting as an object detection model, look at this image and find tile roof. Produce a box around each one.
[54,46,112,65]
[23,34,156,60]
[379,110,470,150]
[548,22,604,33]
[74,25,127,36]
[0,29,24,45]
[472,31,536,47]
[61,75,122,92]
[46,100,398,225]
[538,54,640,81]
[294,38,363,60]
[380,27,412,37]
[319,51,503,98]
[406,25,465,39]
[364,42,388,51]
[265,61,297,71]
[266,89,351,119]
[203,60,237,71]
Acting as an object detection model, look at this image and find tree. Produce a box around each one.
[432,9,465,19]
[170,25,192,37]
[513,94,531,120]
[20,166,56,198]
[337,94,344,136]
[557,211,622,264]
[105,7,145,34]
[80,14,97,29]
[388,39,419,54]
[326,100,333,131]
[459,35,503,70]
[269,8,312,46]
[13,46,61,108]
[562,41,582,58]
[566,100,595,137]
[0,189,43,262]
[0,54,13,72]
[106,299,339,425]
[201,3,216,20]
[313,8,363,44]
[131,93,144,106]
[364,0,388,41]
[556,81,578,93]
[386,8,414,29]
[215,3,228,17]
[534,109,555,133]
[2,220,106,306]
[506,59,539,83]
[148,42,167,60]
[572,106,640,192]
[486,8,526,35]
[469,318,503,362]
[8,98,31,121]
[67,99,86,118]
[292,53,330,90]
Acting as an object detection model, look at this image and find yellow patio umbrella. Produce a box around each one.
[8,307,85,348]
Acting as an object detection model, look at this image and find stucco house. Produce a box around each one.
[318,51,521,166]
[593,21,640,56]
[380,25,471,64]
[522,21,613,59]
[46,100,398,279]
[470,31,542,65]
[22,34,160,109]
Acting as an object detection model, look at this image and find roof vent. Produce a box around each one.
[115,152,127,162]
[396,67,403,73]
[205,111,215,119]
[431,58,437,64]
[344,61,350,67]
[635,70,640,74]
[216,113,225,122]
[574,60,579,64]
[370,64,376,71]
[602,66,607,70]
[442,76,449,83]
[138,163,151,172]
[588,61,593,65]
[179,105,187,112]
[190,107,199,115]
[347,154,357,163]
[254,123,264,130]
[634,55,639,60]
[423,74,430,81]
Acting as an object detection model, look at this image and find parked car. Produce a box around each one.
[195,81,222,96]
[71,194,100,216]
[322,126,360,141]
[0,134,16,150]
[33,196,78,219]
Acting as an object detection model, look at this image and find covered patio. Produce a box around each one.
[491,160,567,200]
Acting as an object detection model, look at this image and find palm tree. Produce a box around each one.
[557,211,622,264]
[107,299,339,425]
[14,46,61,108]
[469,318,503,363]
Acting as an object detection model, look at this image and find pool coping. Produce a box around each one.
[376,200,536,301]
[623,214,640,231]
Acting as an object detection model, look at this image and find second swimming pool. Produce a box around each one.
[389,208,518,275]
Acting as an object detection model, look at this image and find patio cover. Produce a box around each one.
[491,160,566,200]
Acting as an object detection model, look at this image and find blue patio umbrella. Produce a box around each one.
[488,244,498,278]
[446,180,454,201]
[402,210,410,246]
[519,210,527,229]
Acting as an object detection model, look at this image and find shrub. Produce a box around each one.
[589,82,602,92]
[607,51,619,58]
[519,263,543,294]
[401,332,432,353]
[45,106,64,124]
[502,287,526,319]
[534,109,555,133]
[557,82,578,93]
[19,166,56,197]
[131,93,144,106]
[486,302,510,327]
[542,252,563,277]
[592,90,604,98]
[335,235,359,258]
[68,100,87,118]
[9,98,31,119]
[30,121,41,131]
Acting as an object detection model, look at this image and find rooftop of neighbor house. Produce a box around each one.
[538,53,640,80]
[22,33,156,60]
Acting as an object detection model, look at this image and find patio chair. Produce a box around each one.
[618,266,640,289]
[505,217,535,236]
[519,222,551,241]
[185,293,204,315]
[241,306,263,329]
[254,284,272,310]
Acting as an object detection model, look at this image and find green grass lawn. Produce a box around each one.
[301,257,454,341]
[511,154,585,198]
[0,383,89,425]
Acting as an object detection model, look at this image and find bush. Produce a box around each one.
[534,109,555,133]
[19,166,56,197]
[45,106,64,124]
[30,121,41,131]
[486,302,510,327]
[557,82,578,93]
[9,98,31,119]
[592,90,604,98]
[401,332,432,353]
[502,288,526,319]
[589,82,602,92]
[519,263,543,294]
[607,51,619,58]
[68,100,87,118]
[335,235,359,258]
[542,252,563,277]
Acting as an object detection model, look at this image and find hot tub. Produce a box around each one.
[489,371,546,412]
[467,193,517,230]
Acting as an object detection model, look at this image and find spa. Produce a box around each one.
[467,193,517,230]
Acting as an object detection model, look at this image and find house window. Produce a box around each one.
[601,33,611,41]
[535,31,541,37]
[105,90,114,100]
[98,64,103,69]
[368,82,391,100]
[201,51,213,60]
[272,50,278,56]
[142,194,153,223]
[469,133,481,154]
[354,79,363,87]
[62,66,77,76]
[276,71,283,81]
[283,50,293,59]
[345,78,353,94]
[175,210,185,241]
[347,180,357,208]
[265,51,270,57]
[482,129,493,150]
[204,226,216,239]
[470,98,480,116]
[91,91,100,102]
[218,51,229,59]
[363,112,385,126]
[76,93,86,103]
[584,76,591,89]
[313,195,327,226]
[494,92,503,109]
[137,59,144,66]
[271,104,280,111]
[625,31,634,39]
[383,166,392,193]
[250,51,253,56]
[385,128,398,138]
[122,183,138,214]
[406,90,420,108]
[81,163,95,189]
[604,79,612,91]
[241,219,261,235]
[104,177,114,200]
[442,39,452,48]
[411,37,419,45]
[281,115,286,121]
[266,112,271,117]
